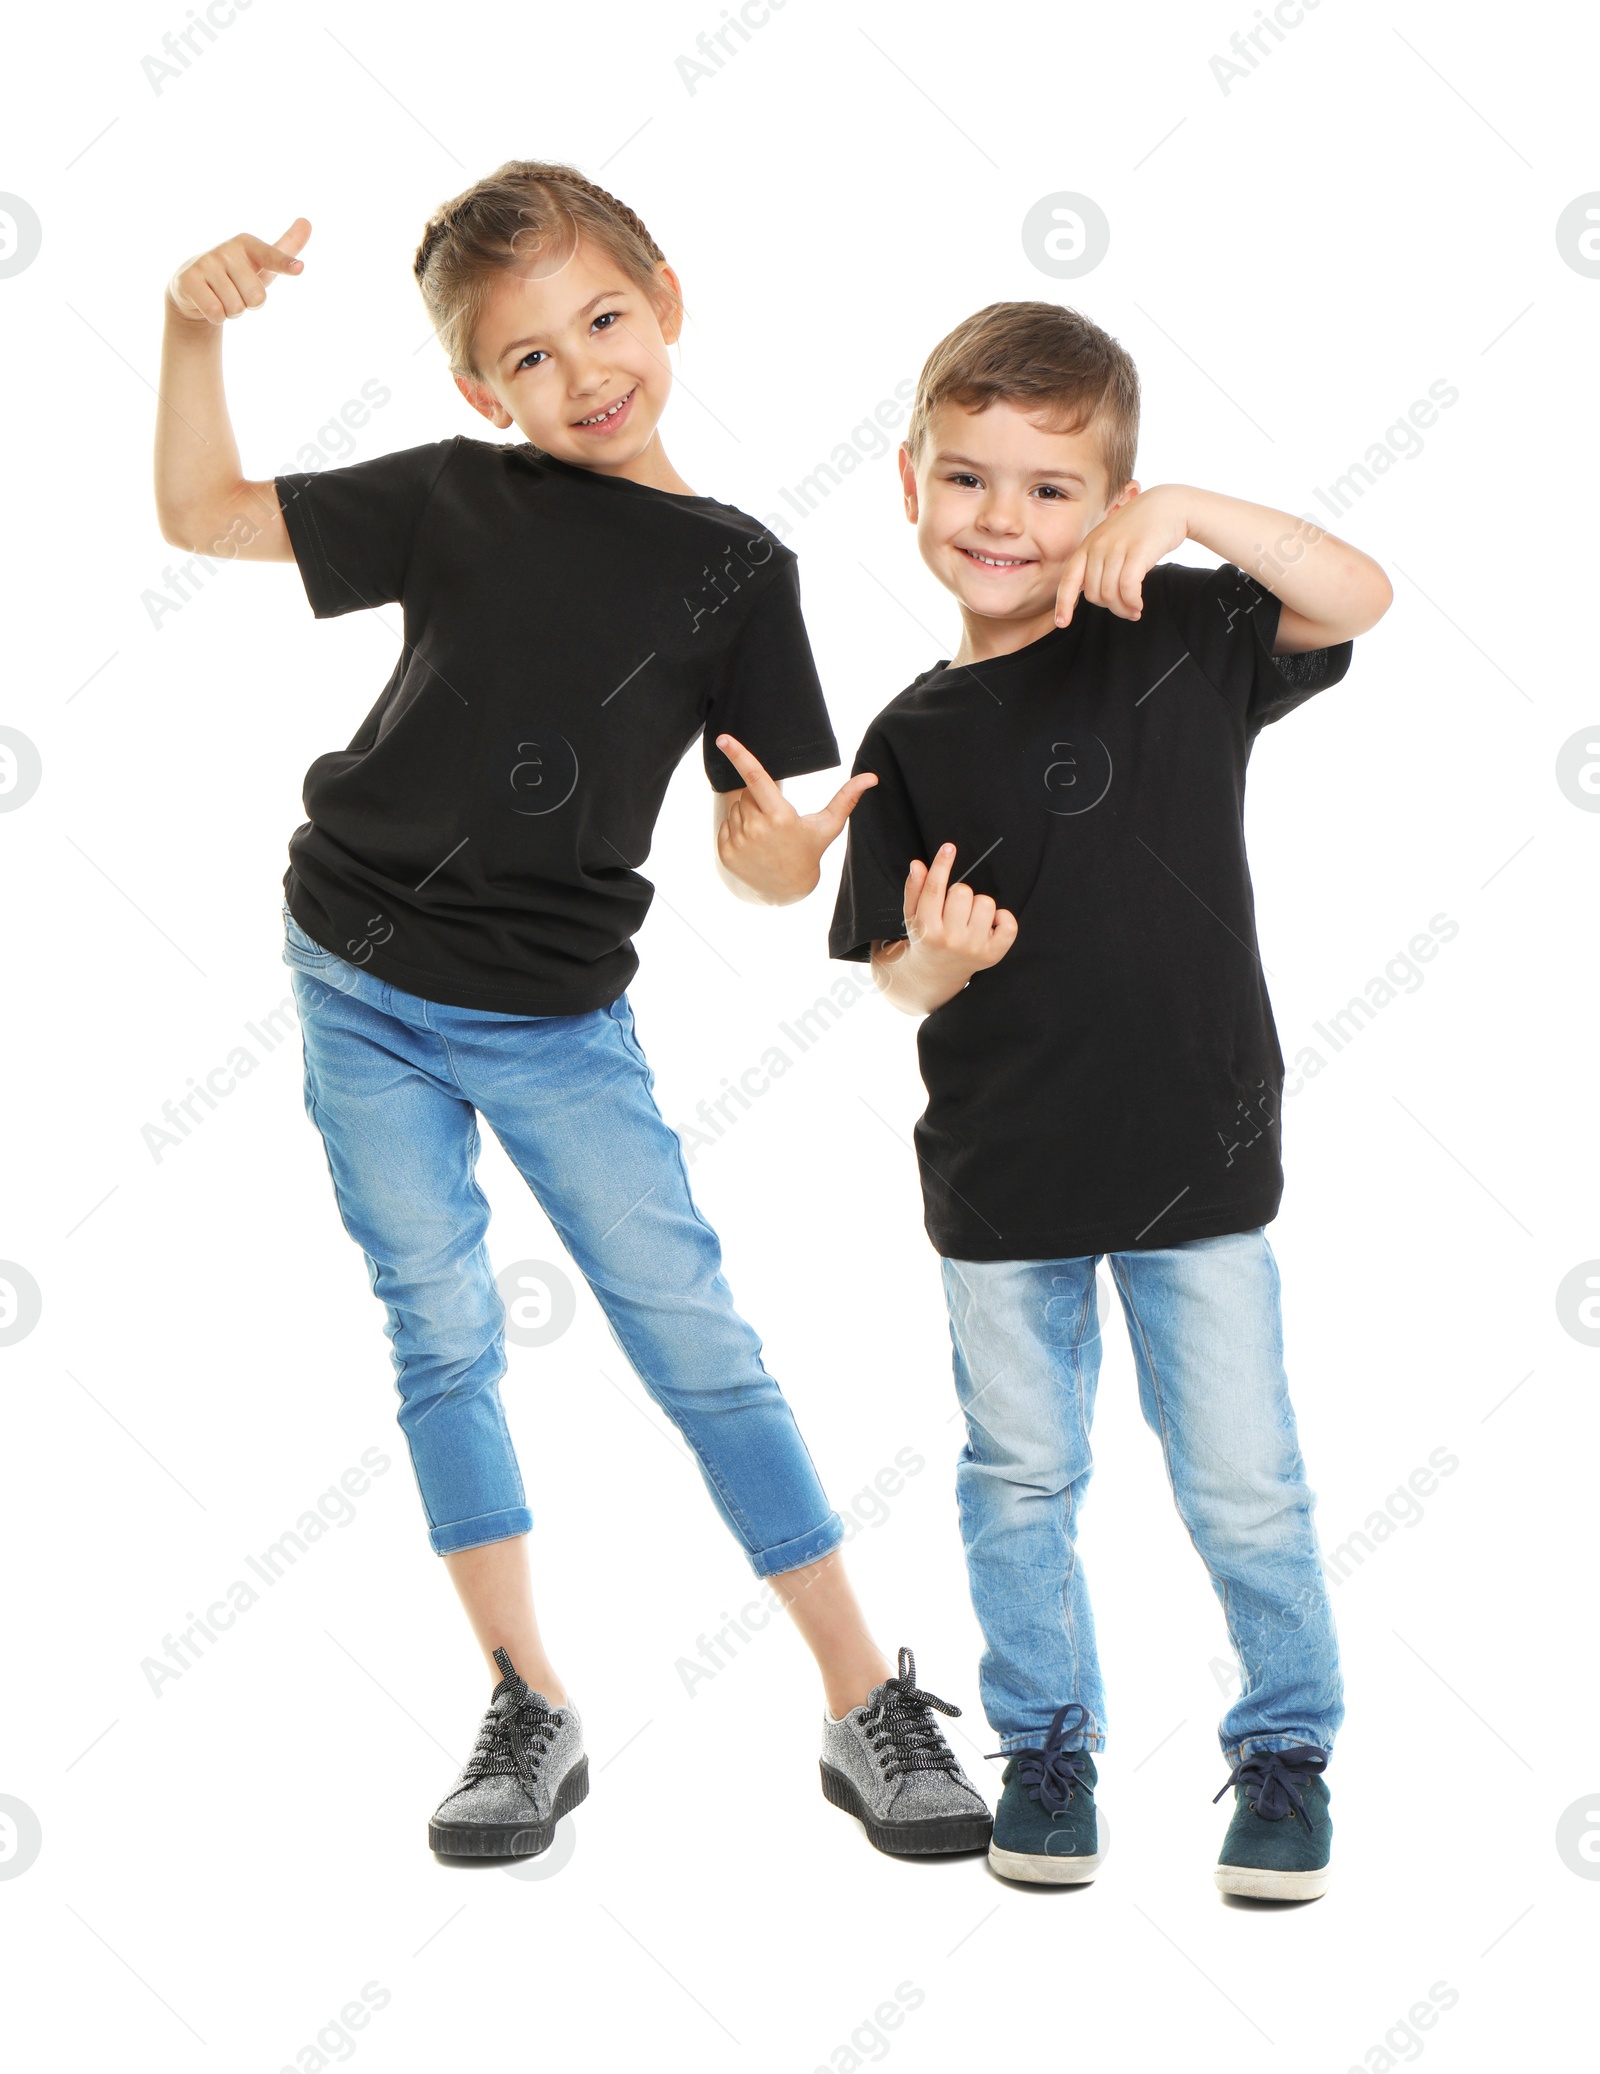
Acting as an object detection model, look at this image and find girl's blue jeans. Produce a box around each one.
[942,1229,1345,1765]
[282,904,843,1570]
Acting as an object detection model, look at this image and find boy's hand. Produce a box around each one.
[873,843,1017,1014]
[713,735,877,904]
[1054,483,1188,626]
[166,221,311,325]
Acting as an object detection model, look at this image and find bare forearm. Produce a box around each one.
[1177,485,1391,645]
[154,304,284,555]
[711,781,827,906]
[716,851,812,905]
[870,940,964,1016]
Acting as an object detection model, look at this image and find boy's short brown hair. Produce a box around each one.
[904,301,1140,499]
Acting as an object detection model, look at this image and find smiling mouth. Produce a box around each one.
[573,387,637,430]
[957,544,1035,569]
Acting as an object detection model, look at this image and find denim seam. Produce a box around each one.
[749,1512,846,1579]
[631,1353,763,1549]
[1059,1274,1097,1723]
[429,1505,534,1554]
[296,1057,446,1528]
[1224,1732,1334,1765]
[1111,1255,1253,1701]
[599,999,779,1554]
[429,1011,471,1092]
[469,1113,528,1512]
[996,1732,1106,1754]
[298,1004,518,1538]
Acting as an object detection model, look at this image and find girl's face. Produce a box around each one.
[457,236,683,476]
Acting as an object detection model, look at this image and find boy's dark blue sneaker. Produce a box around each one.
[987,1702,1105,1885]
[1213,1745,1331,1899]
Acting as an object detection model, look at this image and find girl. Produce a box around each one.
[153,160,990,1862]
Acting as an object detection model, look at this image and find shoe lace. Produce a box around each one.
[1212,1745,1327,1823]
[858,1648,965,1782]
[988,1701,1093,1816]
[461,1646,563,1797]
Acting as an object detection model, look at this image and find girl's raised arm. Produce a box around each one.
[154,220,312,562]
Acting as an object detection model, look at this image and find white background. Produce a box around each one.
[2,1,1596,2066]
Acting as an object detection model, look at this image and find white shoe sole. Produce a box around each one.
[1214,1861,1330,1900]
[988,1840,1105,1885]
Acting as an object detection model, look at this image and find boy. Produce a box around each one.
[829,302,1392,1898]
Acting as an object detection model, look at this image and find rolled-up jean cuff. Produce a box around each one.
[750,1510,845,1579]
[428,1505,535,1556]
[996,1729,1106,1754]
[1225,1732,1335,1765]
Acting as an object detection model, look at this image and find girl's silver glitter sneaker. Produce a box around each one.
[429,1646,587,1859]
[820,1647,992,1856]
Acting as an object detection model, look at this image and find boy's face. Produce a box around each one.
[899,399,1136,631]
[456,237,683,474]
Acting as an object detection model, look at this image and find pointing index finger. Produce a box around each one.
[715,733,785,814]
[245,222,310,274]
[919,841,957,922]
[1055,546,1087,627]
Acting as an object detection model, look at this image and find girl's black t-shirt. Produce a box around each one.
[828,561,1353,1262]
[275,435,839,1014]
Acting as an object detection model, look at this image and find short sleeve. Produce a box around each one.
[828,723,920,962]
[702,555,840,791]
[274,439,457,618]
[1154,560,1353,734]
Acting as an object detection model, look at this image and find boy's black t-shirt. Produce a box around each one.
[828,562,1353,1262]
[274,435,839,1014]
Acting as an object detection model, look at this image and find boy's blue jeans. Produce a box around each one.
[281,905,843,1569]
[941,1229,1344,1765]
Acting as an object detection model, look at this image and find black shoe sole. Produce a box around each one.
[429,1756,590,1859]
[820,1760,993,1856]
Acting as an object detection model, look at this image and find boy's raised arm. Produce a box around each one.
[154,221,312,560]
[1054,484,1392,654]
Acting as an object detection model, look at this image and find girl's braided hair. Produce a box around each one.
[414,159,676,384]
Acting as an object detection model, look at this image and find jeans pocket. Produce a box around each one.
[605,993,657,1089]
[282,902,339,965]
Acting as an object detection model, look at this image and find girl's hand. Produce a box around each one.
[713,735,877,904]
[1054,483,1188,626]
[166,220,311,325]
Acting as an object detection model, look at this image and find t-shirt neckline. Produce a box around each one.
[921,617,1085,687]
[513,440,724,508]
